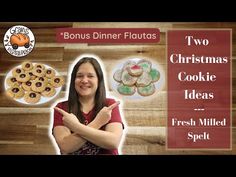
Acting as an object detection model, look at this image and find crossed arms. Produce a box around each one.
[53,101,123,154]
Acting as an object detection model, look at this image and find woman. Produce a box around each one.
[52,56,124,155]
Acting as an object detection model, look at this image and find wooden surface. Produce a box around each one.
[0,22,235,155]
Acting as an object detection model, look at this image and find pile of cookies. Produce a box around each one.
[5,61,64,104]
[113,59,160,97]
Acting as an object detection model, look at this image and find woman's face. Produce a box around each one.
[75,62,98,98]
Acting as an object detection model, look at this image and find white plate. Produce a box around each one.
[4,63,62,105]
[110,58,165,100]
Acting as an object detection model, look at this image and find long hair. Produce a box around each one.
[68,57,106,124]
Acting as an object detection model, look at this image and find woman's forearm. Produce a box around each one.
[59,133,86,154]
[73,122,123,150]
[57,118,106,154]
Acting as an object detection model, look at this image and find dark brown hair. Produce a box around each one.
[68,57,106,124]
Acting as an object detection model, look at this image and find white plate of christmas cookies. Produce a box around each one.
[111,58,165,99]
[4,61,65,105]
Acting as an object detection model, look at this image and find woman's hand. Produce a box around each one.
[93,101,120,127]
[54,107,81,132]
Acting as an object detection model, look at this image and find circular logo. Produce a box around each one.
[3,25,35,57]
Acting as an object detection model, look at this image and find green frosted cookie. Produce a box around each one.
[149,69,160,82]
[137,83,156,96]
[137,59,152,73]
[117,83,136,95]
